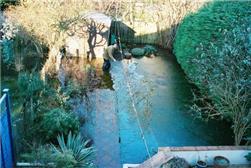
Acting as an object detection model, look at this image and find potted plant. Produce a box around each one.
[196,160,207,168]
[213,156,230,168]
[161,157,189,168]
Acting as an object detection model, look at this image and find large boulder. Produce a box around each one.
[131,47,145,57]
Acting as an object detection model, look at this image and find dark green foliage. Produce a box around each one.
[21,133,94,167]
[245,153,251,161]
[131,47,145,57]
[174,1,251,88]
[174,1,251,144]
[16,72,79,144]
[41,108,80,142]
[17,72,45,141]
[1,39,14,67]
[51,133,94,168]
[0,0,17,10]
[17,72,44,98]
[144,45,157,56]
[21,145,54,166]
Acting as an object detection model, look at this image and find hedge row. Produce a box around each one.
[174,1,251,90]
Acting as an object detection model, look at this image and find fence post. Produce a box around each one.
[2,88,15,166]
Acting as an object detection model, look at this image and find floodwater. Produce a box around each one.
[1,48,234,166]
[111,48,234,164]
[57,57,113,90]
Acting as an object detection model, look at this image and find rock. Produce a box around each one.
[131,47,145,57]
[144,45,157,56]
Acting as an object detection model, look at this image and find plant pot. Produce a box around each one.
[213,156,230,168]
[196,160,207,168]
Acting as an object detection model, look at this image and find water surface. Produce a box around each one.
[111,48,233,164]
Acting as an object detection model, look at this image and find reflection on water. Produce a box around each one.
[112,48,234,164]
[57,57,113,90]
[138,50,234,146]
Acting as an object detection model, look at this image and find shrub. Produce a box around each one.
[17,72,45,141]
[17,72,44,97]
[174,1,251,87]
[174,1,251,84]
[174,1,251,144]
[144,45,157,56]
[41,108,80,142]
[21,145,54,166]
[51,133,94,168]
[245,153,251,162]
[131,47,145,57]
[161,157,189,168]
[21,133,94,167]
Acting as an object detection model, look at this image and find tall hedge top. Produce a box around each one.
[174,1,251,88]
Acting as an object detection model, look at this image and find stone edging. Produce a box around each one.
[159,146,251,151]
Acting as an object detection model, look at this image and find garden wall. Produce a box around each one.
[123,146,251,167]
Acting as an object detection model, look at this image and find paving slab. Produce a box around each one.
[88,89,121,168]
[110,61,158,164]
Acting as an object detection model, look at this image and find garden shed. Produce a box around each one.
[64,12,135,59]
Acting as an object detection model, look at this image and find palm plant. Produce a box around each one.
[51,132,95,168]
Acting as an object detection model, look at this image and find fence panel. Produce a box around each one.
[0,89,15,168]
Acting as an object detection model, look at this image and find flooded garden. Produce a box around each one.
[1,0,250,168]
[112,48,234,164]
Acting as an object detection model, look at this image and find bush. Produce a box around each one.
[131,47,145,57]
[17,72,45,141]
[161,157,189,168]
[174,1,251,144]
[41,108,80,142]
[174,1,251,88]
[144,45,157,56]
[18,72,44,97]
[21,145,54,166]
[21,133,94,168]
[51,133,94,168]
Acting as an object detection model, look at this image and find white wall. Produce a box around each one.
[171,150,250,166]
[123,149,251,167]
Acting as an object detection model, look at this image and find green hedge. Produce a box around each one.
[174,1,251,89]
[174,1,251,144]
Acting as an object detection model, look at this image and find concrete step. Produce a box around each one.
[135,148,173,168]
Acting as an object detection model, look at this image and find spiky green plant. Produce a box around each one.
[51,132,94,168]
